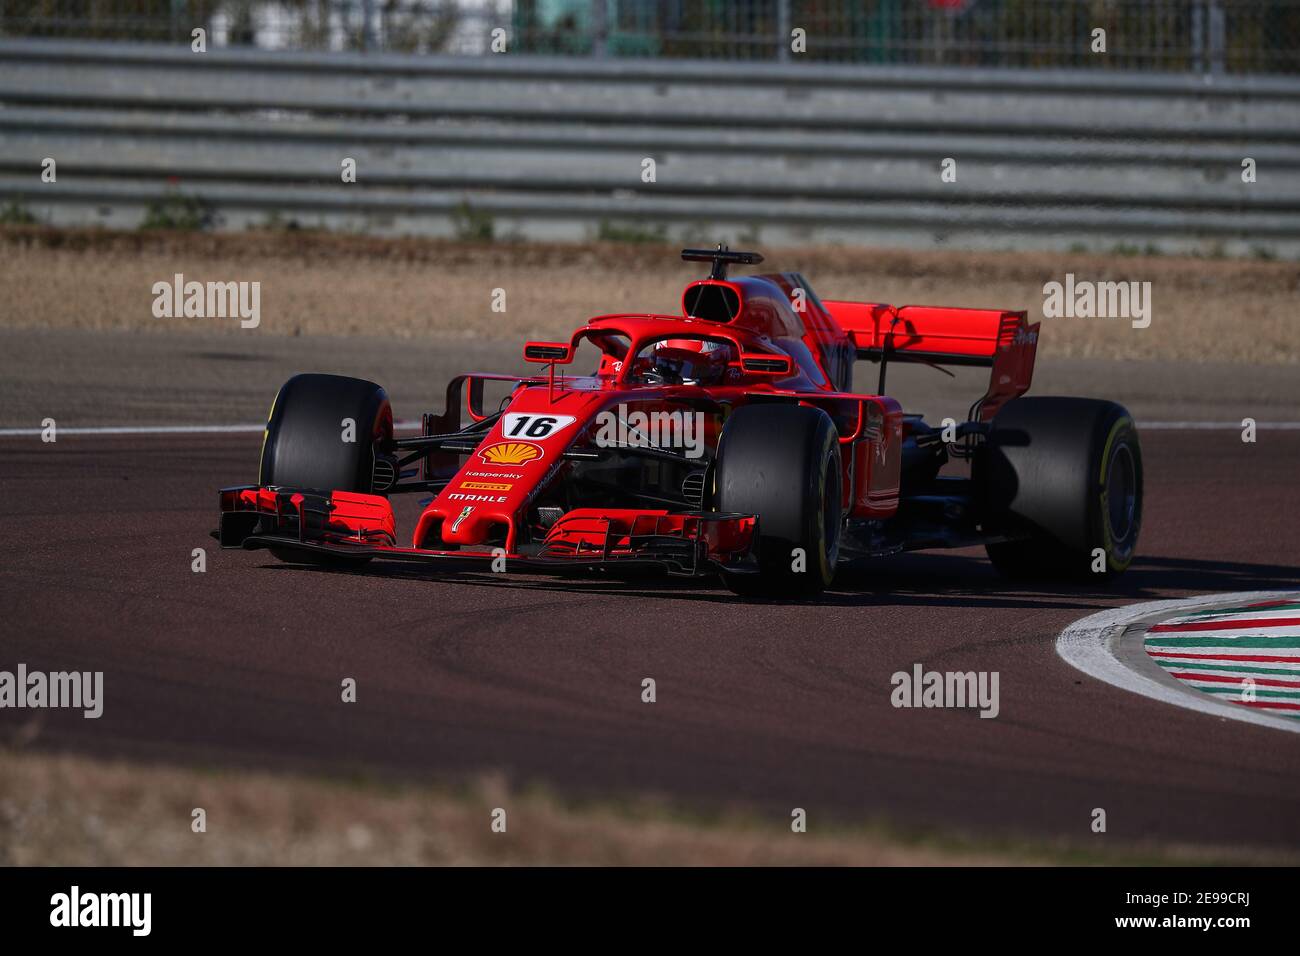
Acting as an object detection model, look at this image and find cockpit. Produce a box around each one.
[627,337,739,386]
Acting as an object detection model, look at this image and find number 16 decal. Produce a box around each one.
[502,413,576,439]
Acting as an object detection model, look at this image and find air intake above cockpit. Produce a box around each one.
[682,282,741,322]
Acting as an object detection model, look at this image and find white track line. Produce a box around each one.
[1141,422,1300,430]
[0,424,265,436]
[1056,591,1300,735]
[2,421,1299,437]
[0,421,424,437]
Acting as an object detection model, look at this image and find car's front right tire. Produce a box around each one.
[259,373,393,567]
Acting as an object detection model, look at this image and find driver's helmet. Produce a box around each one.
[645,339,730,385]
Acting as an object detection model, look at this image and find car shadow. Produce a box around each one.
[821,552,1300,609]
[262,550,1300,610]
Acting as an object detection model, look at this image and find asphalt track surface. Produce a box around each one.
[3,332,1300,853]
[6,432,1300,851]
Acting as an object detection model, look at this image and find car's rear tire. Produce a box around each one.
[259,373,394,567]
[715,404,842,598]
[976,396,1142,580]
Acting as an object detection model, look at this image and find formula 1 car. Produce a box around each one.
[216,246,1142,597]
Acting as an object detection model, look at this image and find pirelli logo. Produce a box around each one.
[460,481,513,492]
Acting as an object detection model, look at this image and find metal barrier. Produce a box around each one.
[2,38,1298,254]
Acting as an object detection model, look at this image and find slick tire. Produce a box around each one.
[259,373,394,567]
[976,396,1142,580]
[716,404,842,598]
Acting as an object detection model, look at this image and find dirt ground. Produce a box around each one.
[3,746,1281,866]
[2,226,1296,364]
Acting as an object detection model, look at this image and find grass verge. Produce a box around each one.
[2,746,1291,866]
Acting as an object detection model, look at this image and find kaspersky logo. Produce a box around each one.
[478,441,544,466]
[450,506,474,533]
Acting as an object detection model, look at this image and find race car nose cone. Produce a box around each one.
[441,503,491,545]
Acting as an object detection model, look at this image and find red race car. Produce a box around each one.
[217,246,1142,596]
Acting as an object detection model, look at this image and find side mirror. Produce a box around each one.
[740,353,793,375]
[523,342,573,364]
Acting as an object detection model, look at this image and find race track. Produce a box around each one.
[2,330,1299,854]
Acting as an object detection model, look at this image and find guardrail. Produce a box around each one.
[2,39,1299,255]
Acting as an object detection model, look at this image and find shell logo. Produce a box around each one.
[478,441,544,466]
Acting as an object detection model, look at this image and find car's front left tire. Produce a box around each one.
[715,403,842,598]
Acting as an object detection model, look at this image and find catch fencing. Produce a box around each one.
[2,38,1298,253]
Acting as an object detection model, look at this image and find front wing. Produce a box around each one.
[216,486,759,577]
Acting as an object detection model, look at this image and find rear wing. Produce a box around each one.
[823,300,1039,421]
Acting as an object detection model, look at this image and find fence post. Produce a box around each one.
[1208,0,1225,75]
[1192,0,1204,73]
[592,0,608,58]
[361,0,375,51]
[777,0,791,62]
